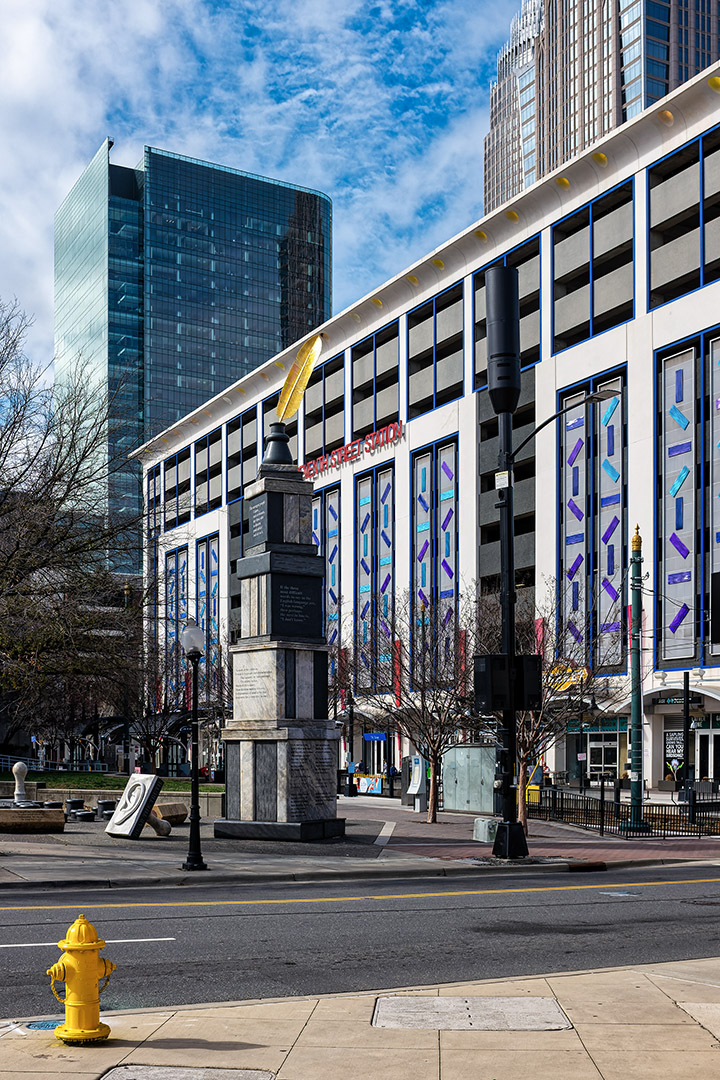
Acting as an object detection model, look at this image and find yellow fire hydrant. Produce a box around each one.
[46,914,116,1044]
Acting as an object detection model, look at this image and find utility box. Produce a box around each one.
[473,818,499,843]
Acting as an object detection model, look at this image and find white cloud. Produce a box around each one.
[0,0,518,369]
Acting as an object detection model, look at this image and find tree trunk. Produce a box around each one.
[427,754,439,824]
[517,756,528,836]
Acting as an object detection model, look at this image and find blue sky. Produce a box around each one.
[0,0,519,369]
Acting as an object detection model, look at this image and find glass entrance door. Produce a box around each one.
[588,734,618,778]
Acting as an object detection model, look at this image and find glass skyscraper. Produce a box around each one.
[484,0,720,212]
[54,138,332,570]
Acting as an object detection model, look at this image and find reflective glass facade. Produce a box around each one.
[54,139,332,572]
[141,147,331,435]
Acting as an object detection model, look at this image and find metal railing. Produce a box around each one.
[528,784,720,839]
[0,755,109,774]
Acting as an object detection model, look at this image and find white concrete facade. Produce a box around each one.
[133,66,720,787]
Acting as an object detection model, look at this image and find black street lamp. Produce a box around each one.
[180,618,208,872]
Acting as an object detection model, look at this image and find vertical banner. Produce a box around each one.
[413,450,432,614]
[661,348,696,660]
[710,338,720,656]
[376,467,394,687]
[595,377,624,666]
[356,474,373,688]
[325,488,341,646]
[561,394,588,655]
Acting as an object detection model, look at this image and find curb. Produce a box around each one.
[0,859,586,892]
[0,855,712,894]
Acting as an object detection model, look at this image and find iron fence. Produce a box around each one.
[528,785,720,839]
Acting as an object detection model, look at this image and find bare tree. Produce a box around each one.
[0,298,145,748]
[349,589,490,823]
[475,578,633,835]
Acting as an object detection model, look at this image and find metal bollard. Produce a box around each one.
[46,914,116,1044]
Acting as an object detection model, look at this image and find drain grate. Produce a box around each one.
[373,995,572,1031]
[101,1068,275,1080]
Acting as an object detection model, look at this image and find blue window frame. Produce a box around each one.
[407,285,463,421]
[163,447,191,530]
[552,179,634,354]
[304,353,346,462]
[648,125,720,310]
[147,463,161,538]
[473,234,541,391]
[226,405,258,504]
[352,322,399,439]
[194,427,222,517]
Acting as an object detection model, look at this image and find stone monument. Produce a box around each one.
[215,340,344,841]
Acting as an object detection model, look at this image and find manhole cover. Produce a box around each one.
[373,996,572,1031]
[102,1069,274,1080]
[25,1021,61,1030]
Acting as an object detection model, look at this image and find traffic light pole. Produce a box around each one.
[486,264,528,859]
[497,410,517,828]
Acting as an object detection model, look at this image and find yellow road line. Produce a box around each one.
[2,875,720,913]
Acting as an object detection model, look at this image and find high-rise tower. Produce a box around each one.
[54,139,332,570]
[484,0,720,212]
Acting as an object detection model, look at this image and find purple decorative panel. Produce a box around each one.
[662,348,695,660]
[596,377,624,666]
[325,488,341,646]
[711,338,720,657]
[561,394,588,655]
[414,451,432,615]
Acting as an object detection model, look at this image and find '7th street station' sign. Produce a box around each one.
[301,421,403,480]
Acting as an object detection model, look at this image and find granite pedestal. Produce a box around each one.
[215,427,344,842]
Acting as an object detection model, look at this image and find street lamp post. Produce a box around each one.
[181,618,208,872]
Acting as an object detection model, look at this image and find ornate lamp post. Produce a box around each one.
[180,618,208,872]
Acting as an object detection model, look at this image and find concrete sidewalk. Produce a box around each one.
[3,956,720,1078]
[2,796,720,891]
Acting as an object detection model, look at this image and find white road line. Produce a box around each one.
[0,936,176,949]
[375,821,396,846]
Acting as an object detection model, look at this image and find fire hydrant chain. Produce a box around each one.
[45,914,116,1045]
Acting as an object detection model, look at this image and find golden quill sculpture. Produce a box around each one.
[276,335,323,422]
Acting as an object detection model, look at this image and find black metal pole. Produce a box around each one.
[498,410,517,827]
[183,655,207,871]
[683,669,690,792]
[486,264,528,859]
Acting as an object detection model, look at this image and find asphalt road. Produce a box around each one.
[2,864,720,1018]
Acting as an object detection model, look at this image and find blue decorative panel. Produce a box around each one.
[165,546,188,708]
[595,377,624,665]
[412,439,457,632]
[712,338,720,657]
[661,348,695,660]
[325,487,341,646]
[354,468,394,688]
[414,450,432,612]
[376,466,394,686]
[438,442,457,630]
[559,375,626,668]
[561,394,589,654]
[356,474,373,689]
[196,534,220,700]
